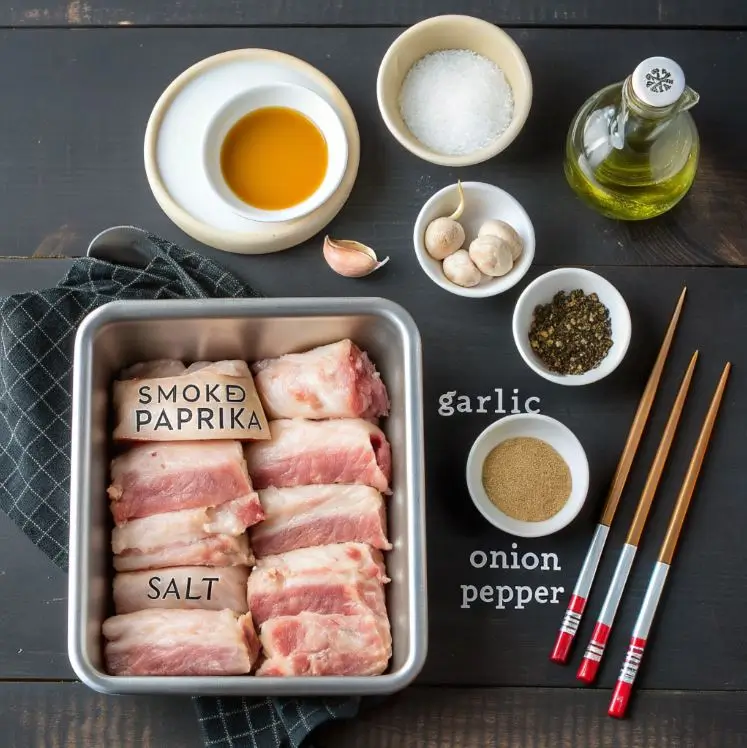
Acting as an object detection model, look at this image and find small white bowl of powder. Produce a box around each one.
[377,15,532,166]
[466,413,590,538]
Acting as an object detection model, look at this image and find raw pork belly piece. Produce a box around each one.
[103,609,260,676]
[251,340,390,420]
[253,543,389,584]
[112,494,260,554]
[118,359,250,382]
[182,361,252,376]
[108,440,263,526]
[114,566,250,614]
[247,549,388,625]
[113,531,253,572]
[120,359,187,379]
[256,613,391,676]
[251,486,391,557]
[111,501,256,572]
[248,572,386,627]
[244,419,392,493]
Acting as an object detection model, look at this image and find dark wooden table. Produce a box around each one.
[2,3,747,746]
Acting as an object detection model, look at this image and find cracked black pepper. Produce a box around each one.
[528,289,613,375]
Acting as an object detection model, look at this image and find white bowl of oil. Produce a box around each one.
[202,82,349,223]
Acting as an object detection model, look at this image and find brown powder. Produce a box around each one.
[481,436,571,522]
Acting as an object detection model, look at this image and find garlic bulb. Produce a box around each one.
[468,235,513,277]
[443,249,482,288]
[477,219,524,261]
[424,181,466,260]
[322,236,389,278]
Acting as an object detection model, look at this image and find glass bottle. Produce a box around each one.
[564,56,700,220]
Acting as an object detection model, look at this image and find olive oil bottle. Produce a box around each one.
[564,56,700,220]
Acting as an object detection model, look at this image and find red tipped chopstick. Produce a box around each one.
[576,351,698,684]
[550,287,687,665]
[608,362,731,719]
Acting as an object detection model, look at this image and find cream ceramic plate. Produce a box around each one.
[144,49,361,255]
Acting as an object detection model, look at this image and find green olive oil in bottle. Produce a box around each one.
[564,56,700,220]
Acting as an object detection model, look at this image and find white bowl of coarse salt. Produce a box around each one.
[377,15,532,166]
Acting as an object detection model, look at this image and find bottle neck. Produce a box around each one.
[623,77,677,119]
[616,77,679,147]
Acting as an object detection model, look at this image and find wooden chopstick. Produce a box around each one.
[576,350,699,684]
[550,286,688,665]
[608,361,731,719]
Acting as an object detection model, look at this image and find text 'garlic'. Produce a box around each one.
[323,237,389,278]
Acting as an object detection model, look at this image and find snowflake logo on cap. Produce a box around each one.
[645,67,674,94]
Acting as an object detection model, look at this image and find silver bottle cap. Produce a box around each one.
[631,56,685,108]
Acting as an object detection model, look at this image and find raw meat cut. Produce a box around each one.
[119,360,252,382]
[114,566,249,614]
[251,340,390,420]
[248,565,387,626]
[244,419,391,493]
[103,609,260,676]
[253,543,389,583]
[113,531,253,572]
[112,493,260,554]
[256,613,391,676]
[251,485,391,557]
[108,441,262,526]
[112,359,270,442]
[182,361,252,376]
[120,360,187,379]
[247,544,389,625]
[111,497,257,571]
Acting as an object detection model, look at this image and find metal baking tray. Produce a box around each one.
[68,297,427,696]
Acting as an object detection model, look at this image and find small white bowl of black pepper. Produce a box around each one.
[512,268,632,386]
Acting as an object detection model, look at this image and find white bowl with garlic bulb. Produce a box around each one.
[413,181,535,298]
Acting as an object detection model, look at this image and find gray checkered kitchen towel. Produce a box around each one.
[0,229,360,747]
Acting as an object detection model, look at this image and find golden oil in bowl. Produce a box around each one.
[221,106,328,211]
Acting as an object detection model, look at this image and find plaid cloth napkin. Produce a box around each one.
[0,228,360,747]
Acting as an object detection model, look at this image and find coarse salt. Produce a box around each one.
[398,49,514,156]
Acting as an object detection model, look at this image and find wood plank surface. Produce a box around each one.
[0,258,75,289]
[1,259,745,693]
[0,682,202,748]
[2,0,747,29]
[0,513,72,678]
[0,12,746,747]
[0,682,745,748]
[0,28,745,266]
[318,687,747,747]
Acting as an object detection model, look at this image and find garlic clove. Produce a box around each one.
[424,217,465,260]
[469,235,513,277]
[423,180,468,259]
[477,219,524,261]
[443,249,482,288]
[447,180,466,221]
[322,236,389,278]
